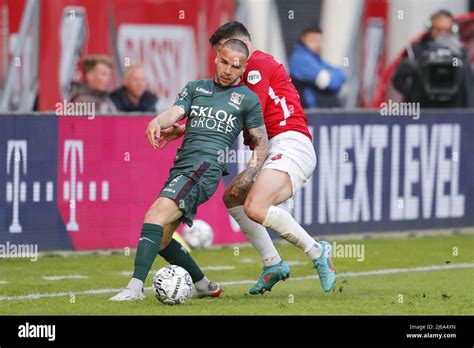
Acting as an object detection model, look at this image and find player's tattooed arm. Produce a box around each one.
[146,106,185,149]
[231,125,269,197]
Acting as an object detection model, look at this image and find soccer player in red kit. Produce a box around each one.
[160,22,336,295]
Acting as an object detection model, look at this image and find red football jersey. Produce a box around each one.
[242,50,312,149]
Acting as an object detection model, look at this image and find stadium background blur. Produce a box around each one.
[2,0,474,113]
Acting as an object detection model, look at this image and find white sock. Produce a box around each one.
[306,244,323,260]
[127,277,144,292]
[262,205,322,260]
[228,205,281,267]
[194,276,210,291]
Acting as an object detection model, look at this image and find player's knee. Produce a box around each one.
[144,202,161,224]
[243,198,266,224]
[222,188,233,208]
[223,187,245,208]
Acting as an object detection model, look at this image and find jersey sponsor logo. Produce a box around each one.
[189,105,237,134]
[230,92,244,105]
[247,70,261,85]
[196,87,213,95]
[271,153,283,161]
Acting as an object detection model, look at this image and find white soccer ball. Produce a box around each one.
[152,265,193,305]
[182,219,214,249]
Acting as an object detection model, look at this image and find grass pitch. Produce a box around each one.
[0,234,473,315]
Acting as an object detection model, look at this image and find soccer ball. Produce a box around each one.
[182,219,214,249]
[152,265,193,305]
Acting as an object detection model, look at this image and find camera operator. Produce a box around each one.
[392,9,474,108]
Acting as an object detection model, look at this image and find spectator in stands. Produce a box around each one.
[289,26,346,108]
[110,64,158,112]
[69,55,117,112]
[392,9,474,107]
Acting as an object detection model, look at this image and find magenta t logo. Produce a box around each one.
[63,140,83,231]
[6,140,27,233]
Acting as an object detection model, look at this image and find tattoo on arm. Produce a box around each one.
[248,125,269,168]
[235,125,269,191]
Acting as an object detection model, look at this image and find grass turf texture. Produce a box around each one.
[0,234,473,315]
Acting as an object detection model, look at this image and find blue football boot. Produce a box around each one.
[313,240,336,292]
[249,260,291,295]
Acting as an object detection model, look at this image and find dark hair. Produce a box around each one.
[209,21,251,46]
[82,55,113,76]
[428,9,457,34]
[430,9,454,22]
[301,25,322,37]
[220,38,250,57]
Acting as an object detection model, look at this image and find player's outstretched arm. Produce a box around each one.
[230,125,269,197]
[145,106,185,149]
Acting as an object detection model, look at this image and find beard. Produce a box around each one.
[215,73,239,87]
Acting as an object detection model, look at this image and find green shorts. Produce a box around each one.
[159,161,222,226]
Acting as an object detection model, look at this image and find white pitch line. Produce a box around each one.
[42,275,88,281]
[119,266,236,276]
[0,280,9,285]
[286,261,309,266]
[1,263,473,301]
[119,271,134,276]
[118,271,157,277]
[239,258,256,263]
[220,263,474,285]
[0,288,124,301]
[201,266,235,271]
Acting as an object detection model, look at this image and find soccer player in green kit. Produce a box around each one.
[110,39,268,301]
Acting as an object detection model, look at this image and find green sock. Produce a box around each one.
[132,223,163,282]
[159,239,205,282]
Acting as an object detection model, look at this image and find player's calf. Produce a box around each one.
[109,199,183,302]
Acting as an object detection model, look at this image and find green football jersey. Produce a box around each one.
[173,79,264,168]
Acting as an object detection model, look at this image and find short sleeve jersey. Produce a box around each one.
[242,50,312,149]
[173,79,264,168]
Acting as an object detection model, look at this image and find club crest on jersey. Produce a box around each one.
[176,87,188,101]
[230,92,244,105]
[247,70,261,85]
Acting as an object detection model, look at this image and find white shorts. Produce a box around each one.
[261,131,316,196]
